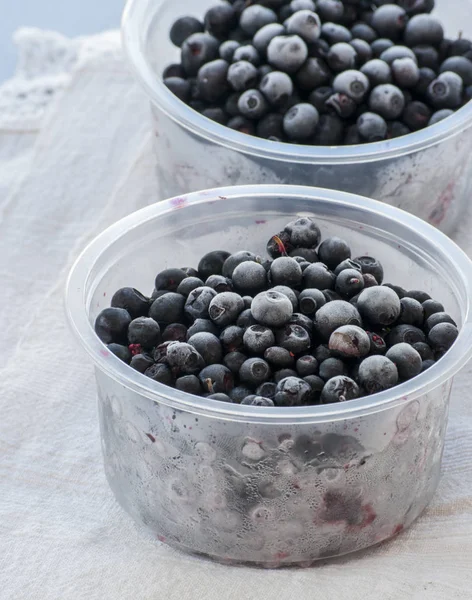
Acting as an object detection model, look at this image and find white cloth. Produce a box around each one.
[1,28,472,600]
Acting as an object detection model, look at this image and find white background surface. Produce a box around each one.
[0,0,123,81]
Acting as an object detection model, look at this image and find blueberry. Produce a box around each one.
[153,341,174,364]
[412,341,434,361]
[270,256,303,287]
[421,359,436,371]
[267,35,309,73]
[145,363,174,385]
[397,297,424,326]
[387,120,411,138]
[223,351,247,374]
[366,331,387,355]
[319,357,348,380]
[163,63,185,79]
[162,323,188,343]
[358,355,398,394]
[274,376,311,406]
[237,308,258,328]
[155,268,188,292]
[186,318,219,338]
[371,38,394,57]
[312,113,345,145]
[184,286,218,321]
[303,263,335,290]
[289,247,319,262]
[219,40,240,62]
[304,374,325,402]
[386,324,426,346]
[335,268,365,297]
[313,344,332,362]
[198,250,231,280]
[205,274,233,293]
[296,355,319,376]
[111,287,149,319]
[369,83,405,119]
[327,42,357,72]
[243,325,276,354]
[167,342,205,374]
[323,289,343,302]
[241,395,275,406]
[299,288,326,315]
[204,4,238,39]
[258,72,293,109]
[425,311,456,332]
[127,317,161,348]
[233,44,261,66]
[391,57,420,87]
[371,4,407,39]
[321,22,352,44]
[413,45,439,70]
[229,385,253,402]
[95,307,132,344]
[256,381,277,399]
[170,16,204,47]
[176,276,205,297]
[357,111,387,140]
[351,23,377,43]
[181,33,219,75]
[291,0,316,12]
[238,89,269,119]
[448,38,472,57]
[225,91,243,116]
[315,300,362,340]
[108,343,132,364]
[422,299,444,320]
[207,393,233,403]
[405,289,431,303]
[208,292,245,326]
[239,357,272,386]
[309,86,335,112]
[404,14,444,47]
[276,323,311,353]
[402,100,432,129]
[284,216,321,248]
[223,251,260,278]
[251,290,294,327]
[350,39,373,64]
[227,60,259,91]
[288,312,313,335]
[333,70,370,104]
[428,108,454,125]
[130,353,154,373]
[295,58,331,91]
[427,71,464,108]
[232,260,268,294]
[354,256,384,284]
[187,332,222,365]
[318,237,351,269]
[325,93,357,118]
[321,375,360,403]
[398,0,435,15]
[380,45,417,65]
[240,5,278,36]
[253,23,286,54]
[386,343,422,379]
[199,364,234,394]
[220,325,245,352]
[287,10,321,43]
[329,325,370,358]
[164,77,191,102]
[264,346,295,368]
[357,286,401,326]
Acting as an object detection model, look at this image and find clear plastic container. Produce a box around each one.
[122,0,472,234]
[66,185,472,566]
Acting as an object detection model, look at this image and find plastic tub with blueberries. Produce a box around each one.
[122,0,472,234]
[66,185,472,567]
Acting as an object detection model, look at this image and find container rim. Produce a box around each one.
[121,0,472,165]
[66,185,472,423]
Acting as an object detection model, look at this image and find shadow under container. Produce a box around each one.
[66,186,472,566]
[122,0,472,234]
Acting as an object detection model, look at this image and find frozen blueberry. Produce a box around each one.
[276,323,311,353]
[228,60,259,92]
[327,42,358,72]
[357,286,401,326]
[163,63,185,79]
[326,92,358,118]
[259,71,294,106]
[223,251,260,278]
[202,107,228,125]
[145,363,174,385]
[386,324,426,346]
[230,385,253,402]
[429,108,454,125]
[413,45,439,70]
[380,45,416,65]
[286,10,321,42]
[256,112,285,139]
[303,263,336,290]
[425,311,456,332]
[428,323,459,353]
[239,357,272,386]
[184,287,217,321]
[427,71,464,108]
[167,342,204,374]
[402,100,432,130]
[396,297,424,326]
[238,89,269,119]
[318,237,351,269]
[321,22,352,44]
[296,355,319,377]
[155,268,188,292]
[164,77,191,102]
[205,275,233,293]
[391,57,420,88]
[350,39,373,64]
[313,344,332,362]
[274,376,312,406]
[130,353,154,373]
[441,56,472,85]
[321,375,360,403]
[237,308,258,328]
[366,331,387,355]
[319,357,348,380]
[95,307,132,344]
[153,341,174,364]
[288,312,313,334]
[404,14,444,47]
[315,0,343,21]
[414,66,436,95]
[128,317,161,348]
[354,256,384,284]
[199,364,234,394]
[371,38,394,57]
[283,217,321,249]
[241,396,275,406]
[267,35,309,73]
[323,290,343,302]
[224,351,247,374]
[219,40,240,62]
[220,325,245,352]
[162,323,187,342]
[111,287,149,319]
[170,16,204,47]
[333,69,370,102]
[186,318,219,338]
[289,247,319,263]
[422,299,445,320]
[108,343,132,364]
[240,5,277,36]
[412,341,434,361]
[369,84,405,119]
[256,381,277,399]
[187,332,223,365]
[315,300,362,340]
[291,0,316,12]
[181,33,220,75]
[264,346,295,368]
[312,113,345,145]
[299,288,326,315]
[350,23,377,43]
[253,23,286,54]
[208,292,244,326]
[335,268,365,297]
[207,393,233,402]
[405,289,431,303]
[177,277,205,297]
[204,4,237,39]
[421,359,436,371]
[198,250,231,279]
[243,325,276,354]
[329,325,370,358]
[270,256,303,287]
[252,290,294,327]
[387,120,411,138]
[358,355,398,394]
[386,343,422,379]
[231,261,267,294]
[295,58,330,92]
[356,111,388,141]
[233,44,261,66]
[371,4,407,39]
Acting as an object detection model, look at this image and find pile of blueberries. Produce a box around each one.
[94,217,459,406]
[162,0,472,145]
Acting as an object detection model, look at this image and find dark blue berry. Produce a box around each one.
[164,77,191,102]
[145,363,174,385]
[386,324,426,346]
[271,285,299,310]
[181,33,219,75]
[223,250,260,278]
[276,323,311,353]
[327,42,358,72]
[224,351,248,373]
[318,237,351,269]
[412,341,434,361]
[256,112,285,139]
[319,357,348,380]
[298,288,326,315]
[170,16,204,47]
[386,343,422,379]
[162,323,188,342]
[314,344,332,362]
[204,4,238,39]
[155,268,188,292]
[229,385,253,402]
[425,311,456,332]
[326,93,358,118]
[240,5,277,36]
[287,10,321,43]
[232,260,267,293]
[392,57,420,88]
[244,325,276,354]
[309,86,334,112]
[239,357,272,386]
[357,286,401,326]
[296,355,319,376]
[107,343,131,364]
[208,292,245,326]
[251,290,294,326]
[321,375,360,403]
[95,307,131,344]
[256,381,277,399]
[369,83,405,118]
[404,14,444,47]
[220,325,245,352]
[380,45,416,64]
[358,355,398,393]
[295,58,331,91]
[264,346,295,368]
[111,287,149,319]
[188,332,223,365]
[371,38,394,57]
[270,256,303,287]
[197,59,230,102]
[205,274,233,293]
[429,108,454,125]
[289,247,319,262]
[128,317,161,347]
[421,359,436,371]
[350,39,373,64]
[303,263,335,290]
[207,393,233,402]
[233,44,261,66]
[335,269,365,297]
[274,376,311,405]
[167,342,205,374]
[149,292,185,325]
[422,299,444,320]
[329,325,370,358]
[199,364,234,394]
[130,353,154,373]
[186,318,219,338]
[333,69,370,102]
[413,45,439,70]
[427,71,464,108]
[219,40,240,62]
[228,60,259,91]
[259,71,294,106]
[198,250,231,280]
[253,23,286,54]
[398,297,424,325]
[371,4,407,39]
[237,308,258,328]
[367,331,387,355]
[361,59,392,85]
[185,286,217,320]
[267,35,309,73]
[315,300,362,339]
[177,276,205,296]
[321,22,352,44]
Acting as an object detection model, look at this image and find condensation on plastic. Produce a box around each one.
[66,186,472,566]
[122,0,472,234]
